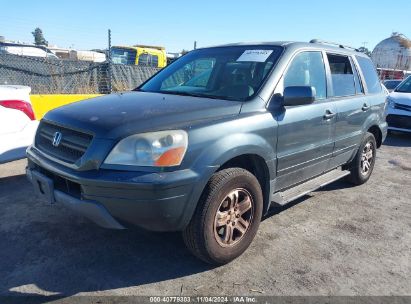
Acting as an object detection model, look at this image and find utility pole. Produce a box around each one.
[107,29,112,93]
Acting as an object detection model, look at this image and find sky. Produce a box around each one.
[0,0,410,53]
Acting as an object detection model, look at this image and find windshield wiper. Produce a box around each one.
[158,90,239,101]
[157,90,198,97]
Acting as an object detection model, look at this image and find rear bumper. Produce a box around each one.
[26,146,213,231]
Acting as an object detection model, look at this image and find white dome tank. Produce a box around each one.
[371,33,411,70]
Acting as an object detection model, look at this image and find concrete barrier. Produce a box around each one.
[30,94,102,120]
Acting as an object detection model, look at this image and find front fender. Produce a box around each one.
[177,131,276,230]
[193,132,276,170]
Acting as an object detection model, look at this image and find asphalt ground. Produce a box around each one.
[0,131,410,300]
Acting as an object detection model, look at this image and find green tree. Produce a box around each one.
[31,27,48,46]
[358,46,371,57]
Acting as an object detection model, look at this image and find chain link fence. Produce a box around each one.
[0,53,160,94]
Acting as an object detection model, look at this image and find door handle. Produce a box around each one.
[362,103,371,111]
[323,110,336,120]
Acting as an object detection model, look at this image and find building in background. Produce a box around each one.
[372,33,411,80]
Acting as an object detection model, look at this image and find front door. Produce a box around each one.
[274,51,337,190]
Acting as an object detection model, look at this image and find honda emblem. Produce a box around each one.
[52,132,62,147]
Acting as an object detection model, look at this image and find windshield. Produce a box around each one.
[384,80,401,90]
[111,47,136,65]
[139,46,283,101]
[395,76,411,93]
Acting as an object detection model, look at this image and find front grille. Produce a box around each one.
[35,121,93,164]
[394,103,411,112]
[386,114,411,130]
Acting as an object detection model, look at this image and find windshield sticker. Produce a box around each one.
[236,50,273,62]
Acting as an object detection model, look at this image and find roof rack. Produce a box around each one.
[309,39,359,52]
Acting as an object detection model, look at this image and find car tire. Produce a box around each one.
[183,168,263,265]
[347,132,377,185]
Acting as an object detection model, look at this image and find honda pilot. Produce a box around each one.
[26,40,387,264]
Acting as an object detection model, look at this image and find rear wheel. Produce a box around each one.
[183,168,263,265]
[347,132,377,185]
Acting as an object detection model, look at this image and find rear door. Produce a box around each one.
[274,51,337,190]
[326,53,368,168]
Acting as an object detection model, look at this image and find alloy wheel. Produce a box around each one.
[360,141,374,176]
[213,188,254,247]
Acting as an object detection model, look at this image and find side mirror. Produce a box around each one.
[283,86,316,106]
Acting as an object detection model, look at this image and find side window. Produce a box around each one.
[138,53,150,66]
[151,55,159,67]
[111,48,137,65]
[139,53,159,67]
[284,52,327,100]
[327,54,356,97]
[356,56,382,94]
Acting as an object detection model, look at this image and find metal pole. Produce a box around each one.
[108,29,112,93]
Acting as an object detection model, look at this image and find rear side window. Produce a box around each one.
[327,54,356,97]
[356,56,382,94]
[284,51,327,100]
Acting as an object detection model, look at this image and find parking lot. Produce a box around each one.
[0,132,410,298]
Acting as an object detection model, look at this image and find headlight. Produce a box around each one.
[104,130,188,167]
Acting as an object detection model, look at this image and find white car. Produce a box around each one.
[383,79,402,93]
[0,85,38,163]
[0,43,59,59]
[386,76,411,133]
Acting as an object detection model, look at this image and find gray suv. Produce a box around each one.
[26,40,387,264]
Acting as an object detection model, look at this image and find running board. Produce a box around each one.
[272,168,350,206]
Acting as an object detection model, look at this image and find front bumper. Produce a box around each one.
[26,146,210,231]
[386,105,411,132]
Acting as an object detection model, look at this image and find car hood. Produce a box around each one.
[44,92,242,139]
[389,92,411,105]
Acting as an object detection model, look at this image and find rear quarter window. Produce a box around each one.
[356,56,382,94]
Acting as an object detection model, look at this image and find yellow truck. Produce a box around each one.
[111,45,167,68]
